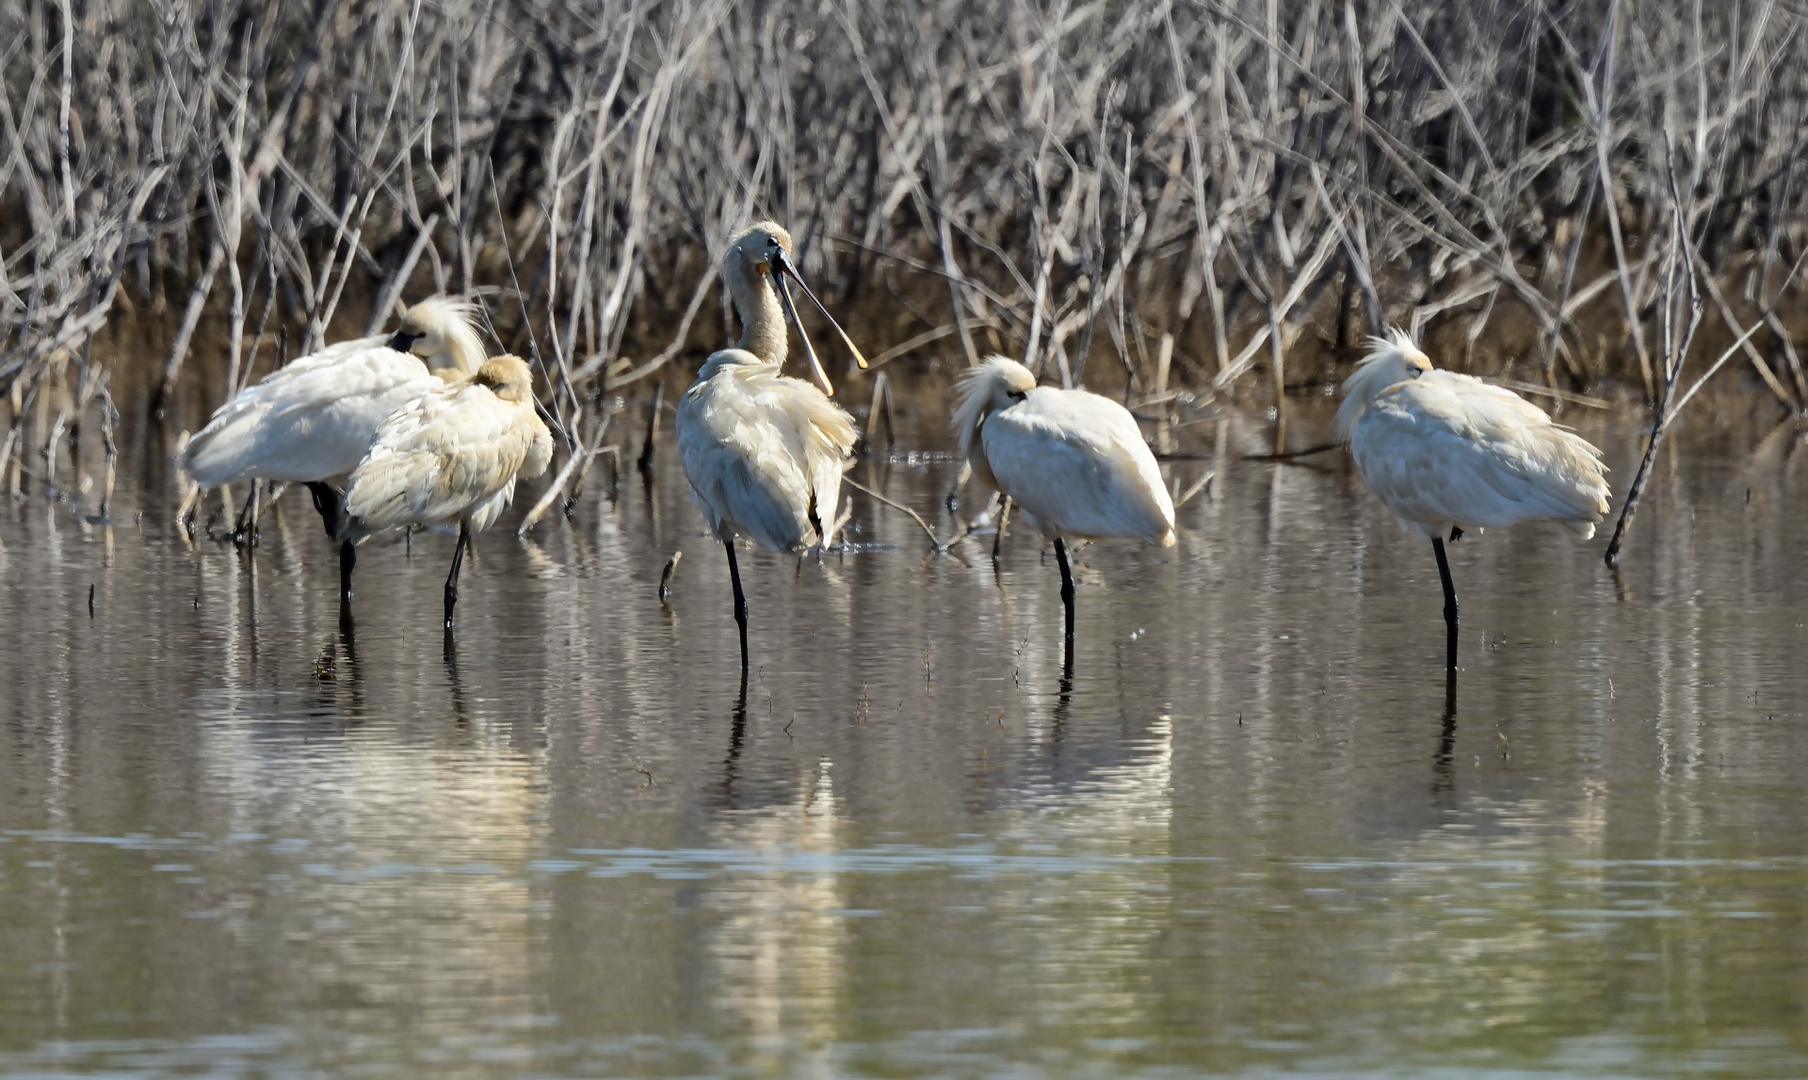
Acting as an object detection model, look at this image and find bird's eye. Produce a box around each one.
[1008,389,1028,402]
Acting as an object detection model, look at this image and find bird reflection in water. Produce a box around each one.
[442,626,468,723]
[721,670,751,804]
[1051,632,1076,746]
[1432,669,1458,804]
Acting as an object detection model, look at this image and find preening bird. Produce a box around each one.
[675,221,867,670]
[953,356,1176,642]
[340,354,553,627]
[1338,329,1611,670]
[180,296,488,597]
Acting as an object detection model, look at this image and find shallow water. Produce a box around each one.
[3,389,1808,1078]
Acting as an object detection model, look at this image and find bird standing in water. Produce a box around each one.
[180,296,488,598]
[952,356,1176,643]
[1338,329,1611,671]
[340,354,552,627]
[675,221,867,670]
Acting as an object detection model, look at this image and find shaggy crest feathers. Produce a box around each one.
[952,356,1037,461]
[1336,328,1434,443]
[395,295,488,376]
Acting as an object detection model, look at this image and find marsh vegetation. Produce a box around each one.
[1,0,1805,537]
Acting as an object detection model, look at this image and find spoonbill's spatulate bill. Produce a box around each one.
[1338,329,1612,671]
[953,356,1176,642]
[341,354,553,627]
[180,296,488,598]
[675,221,866,671]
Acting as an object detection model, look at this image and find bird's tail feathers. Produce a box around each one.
[179,406,271,487]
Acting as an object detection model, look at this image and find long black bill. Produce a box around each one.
[772,250,868,397]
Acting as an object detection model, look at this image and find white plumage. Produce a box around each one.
[342,354,553,627]
[1338,328,1611,669]
[678,350,856,553]
[675,221,862,670]
[183,296,487,488]
[953,355,1176,640]
[179,295,489,599]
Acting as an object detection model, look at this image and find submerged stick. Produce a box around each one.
[1174,471,1215,509]
[843,476,944,552]
[861,371,894,454]
[637,382,664,474]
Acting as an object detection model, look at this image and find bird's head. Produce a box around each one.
[951,356,1037,461]
[726,221,795,277]
[470,354,536,404]
[1336,327,1433,443]
[389,295,487,376]
[723,221,868,397]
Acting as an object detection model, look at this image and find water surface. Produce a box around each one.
[3,389,1807,1078]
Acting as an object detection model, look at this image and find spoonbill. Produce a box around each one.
[675,221,868,670]
[340,354,553,627]
[952,356,1176,641]
[180,296,488,598]
[1337,329,1611,670]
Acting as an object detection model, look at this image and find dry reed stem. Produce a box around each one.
[4,0,1807,518]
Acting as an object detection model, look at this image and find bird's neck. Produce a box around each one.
[727,262,787,365]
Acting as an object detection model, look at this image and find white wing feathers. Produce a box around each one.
[1351,371,1610,539]
[677,352,856,552]
[343,380,551,537]
[181,337,437,487]
[980,388,1175,546]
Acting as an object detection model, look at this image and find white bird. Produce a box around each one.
[675,221,867,671]
[180,296,488,598]
[953,356,1176,642]
[1337,329,1612,670]
[340,354,553,627]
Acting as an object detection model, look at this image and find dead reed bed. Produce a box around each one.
[1,0,1805,544]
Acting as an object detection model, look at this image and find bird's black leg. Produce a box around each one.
[305,482,342,540]
[338,539,357,601]
[1432,537,1459,671]
[724,536,750,671]
[1449,526,1464,543]
[443,523,470,628]
[308,482,358,599]
[232,483,260,547]
[1054,536,1076,642]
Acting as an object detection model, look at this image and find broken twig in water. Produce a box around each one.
[843,476,944,551]
[1174,471,1214,509]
